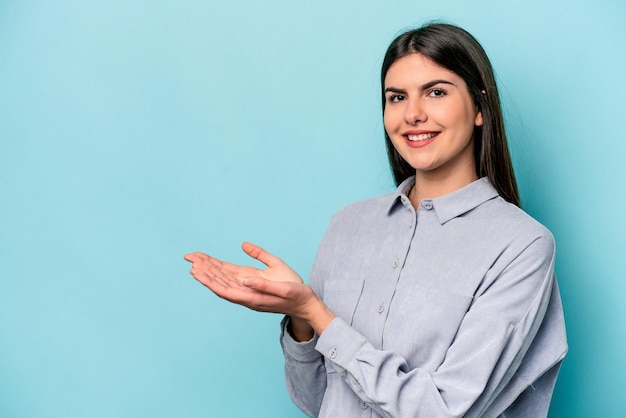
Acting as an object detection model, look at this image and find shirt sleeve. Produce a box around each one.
[280,316,326,418]
[279,220,336,417]
[313,234,559,418]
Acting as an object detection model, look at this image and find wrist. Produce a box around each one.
[288,316,314,342]
[303,294,335,336]
[288,293,336,342]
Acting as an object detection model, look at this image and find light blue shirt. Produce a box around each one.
[280,177,567,417]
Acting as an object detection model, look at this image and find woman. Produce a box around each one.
[185,23,567,417]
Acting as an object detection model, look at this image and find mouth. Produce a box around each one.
[406,132,439,142]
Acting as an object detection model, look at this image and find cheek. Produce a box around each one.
[434,105,475,134]
[430,103,461,123]
[383,107,400,133]
[383,112,392,135]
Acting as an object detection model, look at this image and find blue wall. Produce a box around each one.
[1,1,624,416]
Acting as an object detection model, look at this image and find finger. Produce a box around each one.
[191,268,300,315]
[192,268,251,300]
[192,262,246,290]
[186,252,228,264]
[241,242,284,267]
[190,265,229,289]
[196,258,257,284]
[195,270,276,309]
[187,252,246,276]
[186,250,264,281]
[185,252,223,267]
[184,252,206,263]
[205,256,247,277]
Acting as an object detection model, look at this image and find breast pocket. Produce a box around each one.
[322,279,365,326]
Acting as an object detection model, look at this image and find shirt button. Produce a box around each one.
[392,258,399,268]
[329,348,337,359]
[377,304,385,313]
[360,401,369,409]
[422,200,433,210]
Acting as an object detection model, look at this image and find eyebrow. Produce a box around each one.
[384,79,456,94]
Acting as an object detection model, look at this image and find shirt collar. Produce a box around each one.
[388,177,500,224]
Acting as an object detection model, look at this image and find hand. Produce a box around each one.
[184,243,335,336]
[185,242,303,286]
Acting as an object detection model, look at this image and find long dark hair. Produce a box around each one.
[381,23,520,207]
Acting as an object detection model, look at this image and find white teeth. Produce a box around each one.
[407,133,438,141]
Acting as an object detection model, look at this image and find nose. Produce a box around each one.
[404,97,426,124]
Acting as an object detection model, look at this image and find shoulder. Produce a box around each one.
[473,197,556,273]
[487,197,555,244]
[327,191,397,230]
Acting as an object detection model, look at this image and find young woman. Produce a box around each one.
[185,23,567,418]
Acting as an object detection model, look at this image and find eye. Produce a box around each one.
[386,94,406,103]
[427,88,447,98]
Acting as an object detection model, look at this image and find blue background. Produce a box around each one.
[1,0,624,417]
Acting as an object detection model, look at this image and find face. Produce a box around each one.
[383,53,483,181]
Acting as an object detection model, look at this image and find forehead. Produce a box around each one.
[384,53,462,86]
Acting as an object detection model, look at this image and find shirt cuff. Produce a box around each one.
[280,316,321,362]
[315,317,368,368]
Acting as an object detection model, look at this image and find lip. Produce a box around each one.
[402,130,440,148]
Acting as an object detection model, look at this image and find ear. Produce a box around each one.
[475,110,483,127]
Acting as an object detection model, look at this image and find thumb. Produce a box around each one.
[242,276,291,298]
[241,242,283,267]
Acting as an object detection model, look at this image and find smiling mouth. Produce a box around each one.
[406,132,439,142]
